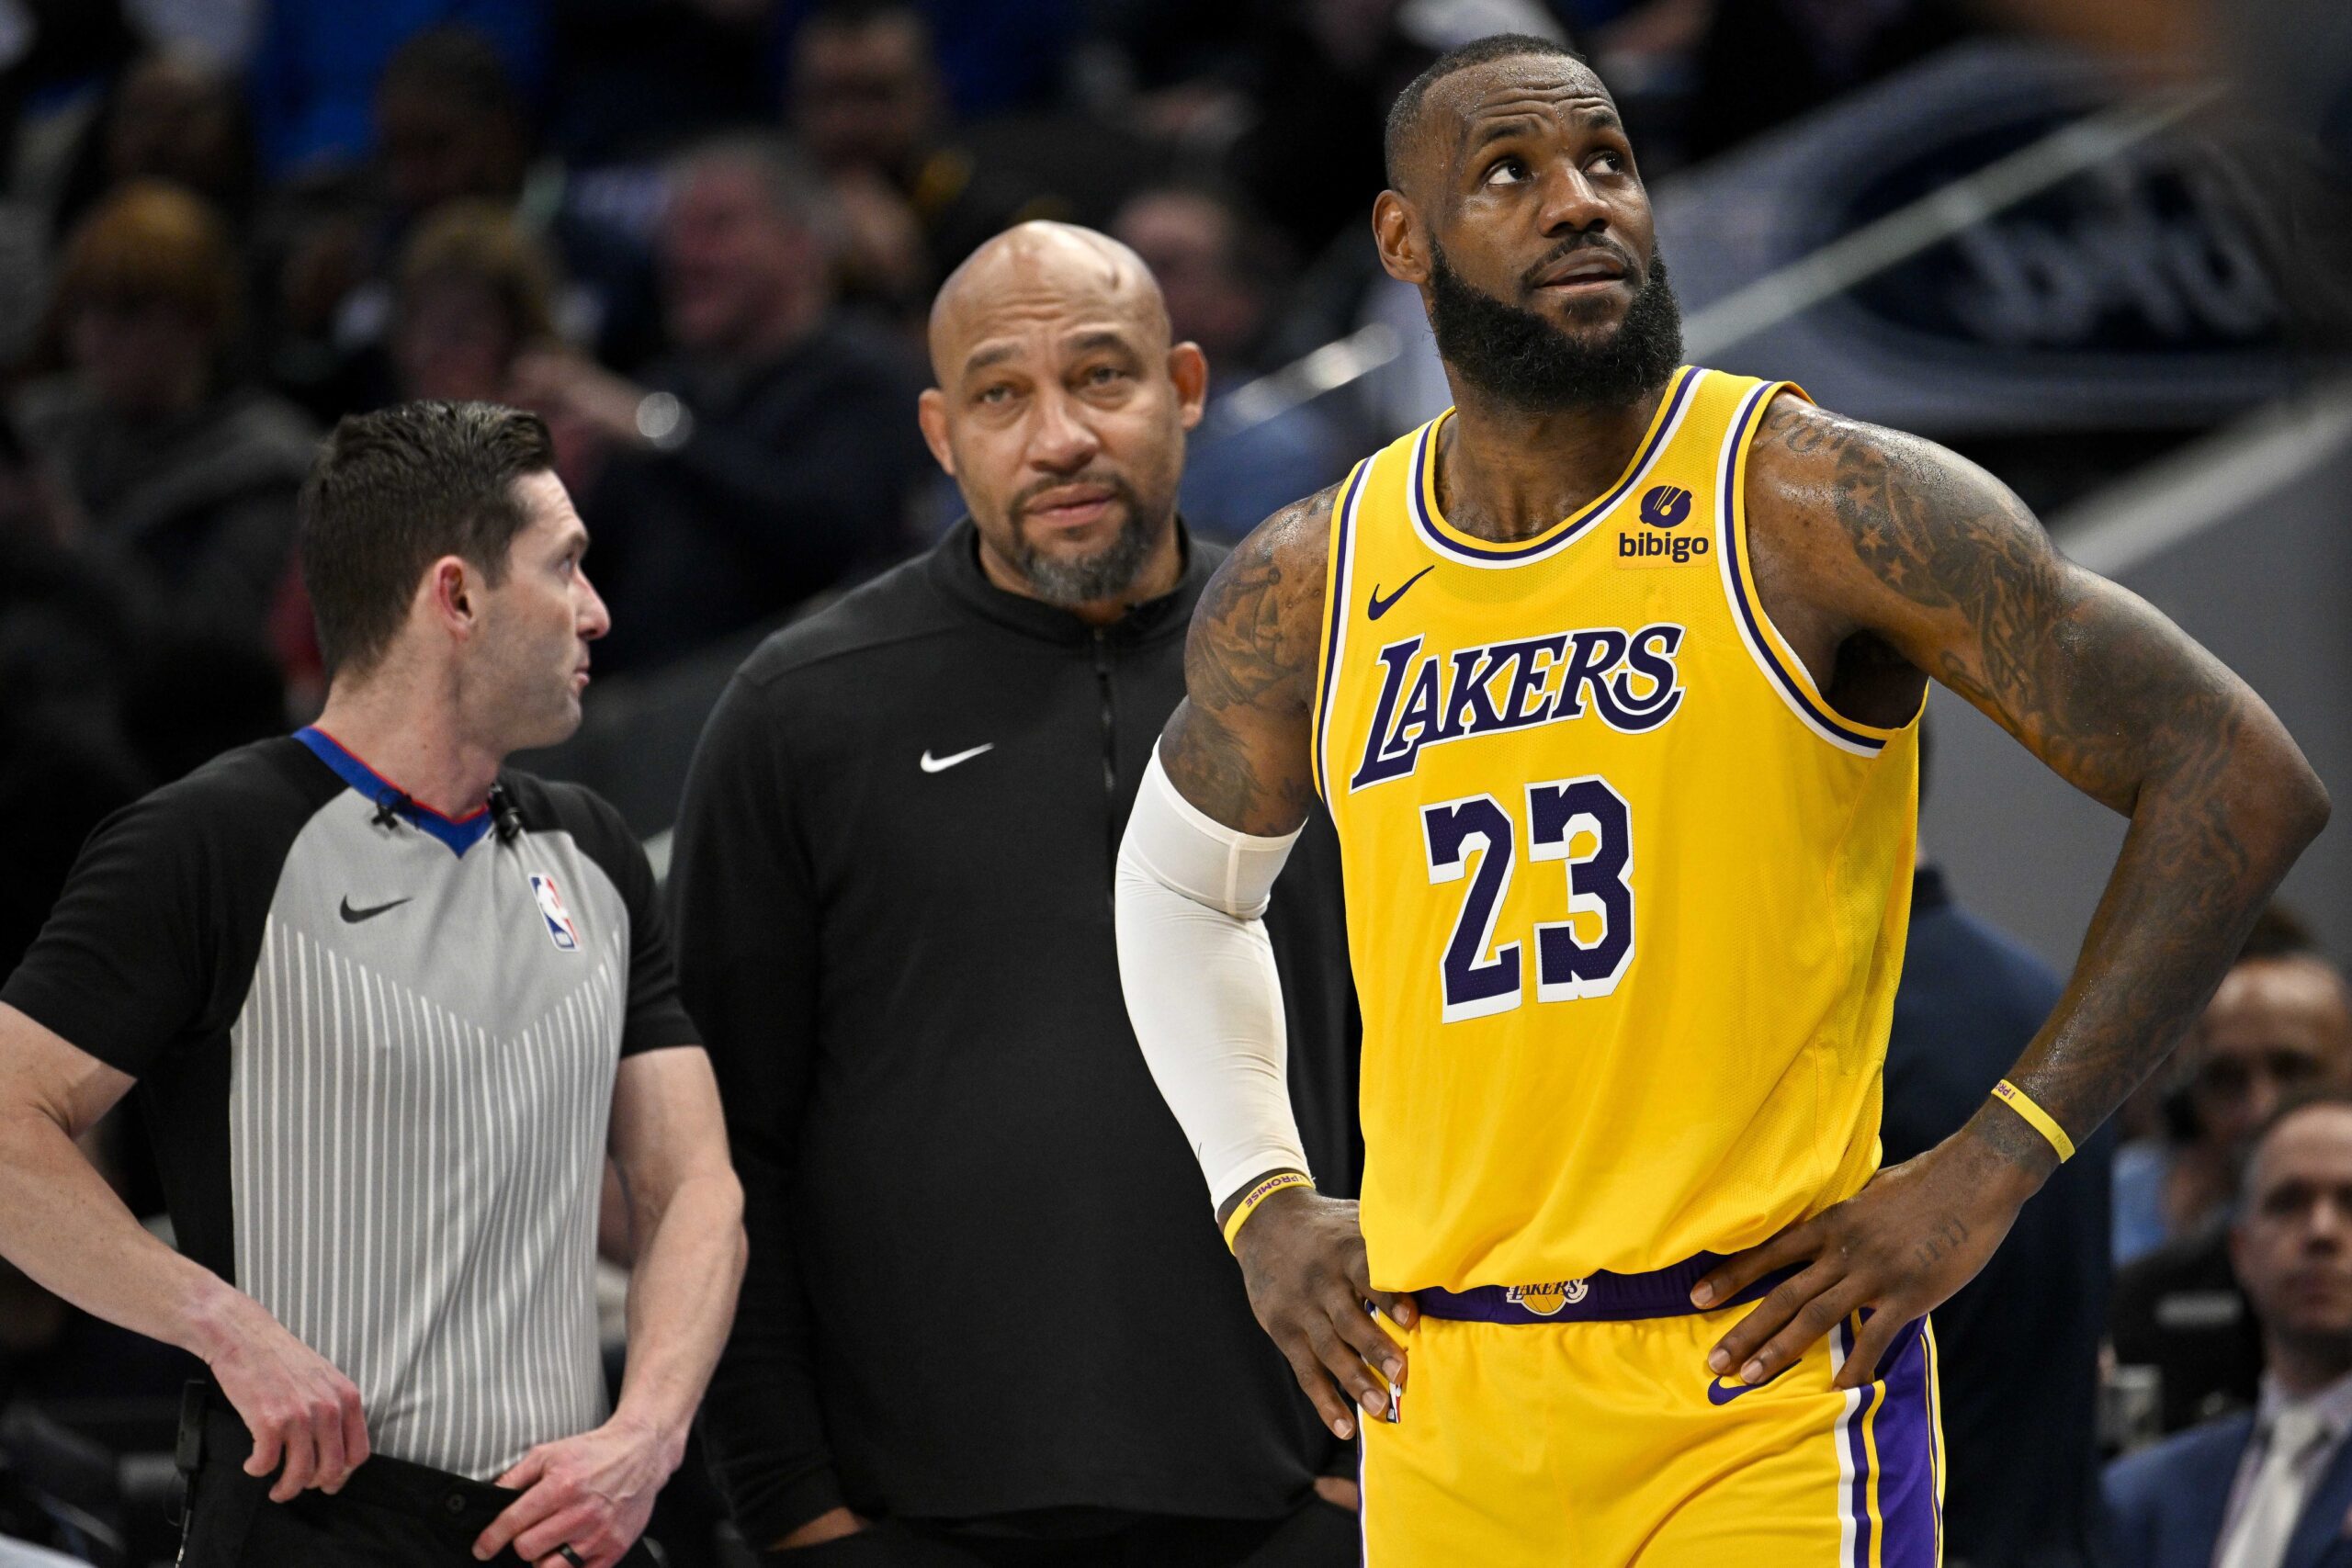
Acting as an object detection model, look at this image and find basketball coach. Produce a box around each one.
[0,403,745,1567]
[672,222,1362,1564]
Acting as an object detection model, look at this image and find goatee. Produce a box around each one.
[1007,475,1165,607]
[1428,243,1684,412]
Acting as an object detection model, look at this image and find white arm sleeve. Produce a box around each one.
[1115,746,1311,1213]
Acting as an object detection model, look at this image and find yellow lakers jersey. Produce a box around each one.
[1312,367,1920,1293]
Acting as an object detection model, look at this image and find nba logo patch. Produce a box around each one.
[529,874,581,952]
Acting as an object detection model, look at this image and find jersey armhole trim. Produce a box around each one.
[1715,381,1913,757]
[1310,458,1371,803]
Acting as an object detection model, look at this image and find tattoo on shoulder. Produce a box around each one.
[1184,484,1337,719]
[1795,403,2066,709]
[1770,399,2244,798]
[1768,396,2270,1136]
[1158,485,1338,834]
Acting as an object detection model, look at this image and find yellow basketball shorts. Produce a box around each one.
[1359,1263,1944,1567]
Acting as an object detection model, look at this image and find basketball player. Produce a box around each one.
[1114,34,2327,1565]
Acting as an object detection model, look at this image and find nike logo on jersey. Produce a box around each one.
[921,743,995,773]
[1365,565,1433,621]
[339,897,412,923]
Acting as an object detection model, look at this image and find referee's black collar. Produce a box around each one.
[929,515,1209,648]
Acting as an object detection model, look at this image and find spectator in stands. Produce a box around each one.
[547,0,784,167]
[2105,1093,2352,1568]
[1112,182,1356,541]
[1226,1,1440,261]
[50,51,260,239]
[789,0,1068,316]
[1883,800,2113,1566]
[389,199,561,405]
[2111,912,2352,1433]
[0,417,140,978]
[510,134,931,675]
[13,182,314,655]
[783,0,1085,120]
[245,0,544,177]
[369,26,659,369]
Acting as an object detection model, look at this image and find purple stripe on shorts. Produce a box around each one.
[1870,1317,1941,1567]
[1929,1329,1946,1540]
[1842,1318,1877,1568]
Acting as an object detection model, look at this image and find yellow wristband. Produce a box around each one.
[1992,1079,2075,1162]
[1222,1172,1314,1252]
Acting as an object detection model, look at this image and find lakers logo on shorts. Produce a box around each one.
[1504,1279,1589,1316]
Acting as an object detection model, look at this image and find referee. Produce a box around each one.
[673,223,1361,1562]
[0,403,745,1567]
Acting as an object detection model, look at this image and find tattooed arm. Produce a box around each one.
[1696,394,2329,1389]
[1158,483,1337,835]
[1125,482,1415,1440]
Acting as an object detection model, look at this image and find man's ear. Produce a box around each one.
[1373,190,1429,287]
[424,555,477,639]
[1169,342,1208,432]
[917,388,956,476]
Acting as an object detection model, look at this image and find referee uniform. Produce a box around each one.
[0,726,695,1563]
[674,520,1361,1562]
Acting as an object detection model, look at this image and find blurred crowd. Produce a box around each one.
[0,0,2345,1563]
[0,0,2020,955]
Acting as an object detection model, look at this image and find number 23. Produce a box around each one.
[1420,777,1634,1022]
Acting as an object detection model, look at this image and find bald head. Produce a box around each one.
[928,221,1170,387]
[915,221,1205,621]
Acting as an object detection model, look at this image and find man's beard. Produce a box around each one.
[1003,474,1167,607]
[1428,242,1684,412]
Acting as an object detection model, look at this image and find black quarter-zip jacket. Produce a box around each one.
[671,521,1360,1546]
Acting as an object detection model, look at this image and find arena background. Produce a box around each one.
[0,0,2344,1562]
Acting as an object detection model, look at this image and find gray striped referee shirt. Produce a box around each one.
[1,728,700,1480]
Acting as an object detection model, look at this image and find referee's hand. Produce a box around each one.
[1231,1189,1414,1439]
[203,1296,370,1502]
[473,1416,671,1567]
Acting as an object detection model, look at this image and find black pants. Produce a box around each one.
[177,1403,660,1567]
[763,1501,1362,1568]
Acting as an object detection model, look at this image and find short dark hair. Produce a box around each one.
[379,23,522,122]
[300,401,554,678]
[1385,33,1587,189]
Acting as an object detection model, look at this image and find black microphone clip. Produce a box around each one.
[489,782,524,844]
[371,789,412,830]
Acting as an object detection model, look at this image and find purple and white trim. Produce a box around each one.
[1712,381,1893,758]
[1406,368,1703,569]
[1833,1314,1943,1567]
[1313,460,1372,803]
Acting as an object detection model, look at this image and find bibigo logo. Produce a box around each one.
[1619,484,1710,567]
